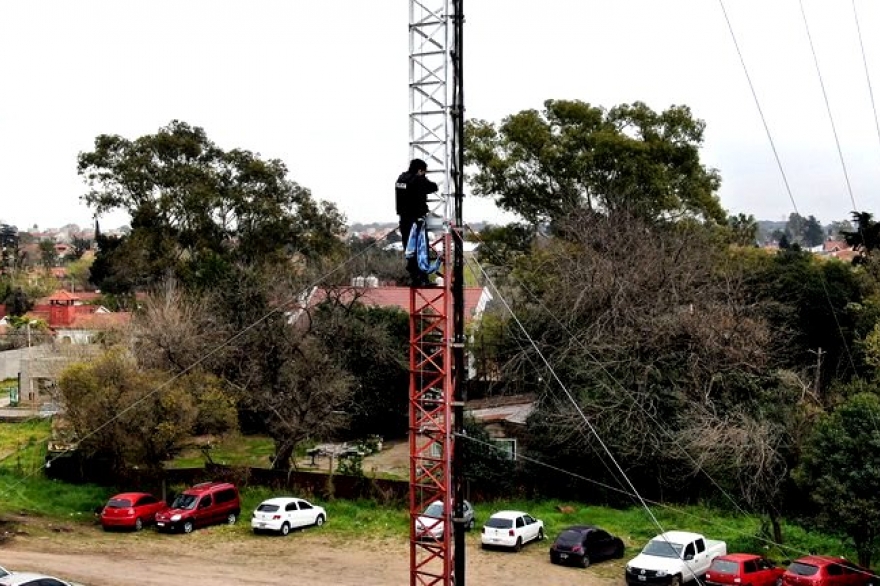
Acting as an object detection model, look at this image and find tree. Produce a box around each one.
[796,391,880,567]
[38,239,56,268]
[727,213,758,246]
[78,120,346,290]
[58,348,237,480]
[309,292,410,439]
[208,265,354,471]
[65,255,94,293]
[843,212,880,263]
[475,210,776,495]
[466,100,725,225]
[803,215,825,248]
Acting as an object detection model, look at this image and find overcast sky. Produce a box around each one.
[2,0,880,230]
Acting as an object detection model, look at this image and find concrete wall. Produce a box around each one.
[0,345,53,381]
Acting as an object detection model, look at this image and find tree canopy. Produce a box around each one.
[78,120,346,290]
[466,100,725,225]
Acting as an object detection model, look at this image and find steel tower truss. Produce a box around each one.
[408,1,460,585]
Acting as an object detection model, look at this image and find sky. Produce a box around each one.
[2,0,880,231]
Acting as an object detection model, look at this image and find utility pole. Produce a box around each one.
[809,347,824,397]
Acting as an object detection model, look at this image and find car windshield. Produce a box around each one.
[485,517,513,529]
[171,494,199,510]
[257,504,280,513]
[556,530,584,545]
[423,503,444,517]
[643,540,683,558]
[106,498,132,508]
[788,563,819,577]
[711,560,740,574]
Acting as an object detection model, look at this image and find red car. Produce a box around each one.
[783,556,876,586]
[707,554,784,586]
[100,492,167,531]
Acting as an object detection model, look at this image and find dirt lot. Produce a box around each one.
[0,517,625,585]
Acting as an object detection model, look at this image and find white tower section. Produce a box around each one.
[409,0,452,222]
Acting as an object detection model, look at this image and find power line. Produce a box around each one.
[464,225,753,520]
[798,0,860,213]
[851,0,880,161]
[0,238,388,500]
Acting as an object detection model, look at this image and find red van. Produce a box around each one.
[155,482,240,534]
[706,554,785,586]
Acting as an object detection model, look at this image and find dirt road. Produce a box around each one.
[0,522,625,585]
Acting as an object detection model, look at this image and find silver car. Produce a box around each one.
[415,499,475,540]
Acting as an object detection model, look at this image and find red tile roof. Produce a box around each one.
[65,312,131,329]
[47,290,79,302]
[309,286,488,320]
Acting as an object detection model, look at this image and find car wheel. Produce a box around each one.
[280,523,290,537]
[183,520,194,534]
[513,538,523,553]
[315,514,325,527]
[227,512,237,525]
[466,518,475,531]
[134,518,143,532]
[537,528,545,542]
[614,540,625,559]
[581,554,590,568]
[670,575,682,586]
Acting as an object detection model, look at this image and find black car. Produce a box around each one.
[549,525,625,568]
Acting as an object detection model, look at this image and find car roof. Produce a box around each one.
[561,525,598,533]
[717,554,762,562]
[791,556,847,567]
[110,492,152,500]
[184,482,235,494]
[488,510,528,519]
[655,531,704,543]
[0,573,68,585]
[259,497,307,506]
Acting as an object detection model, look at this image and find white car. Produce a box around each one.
[415,499,475,540]
[0,573,84,586]
[480,510,544,551]
[251,497,327,536]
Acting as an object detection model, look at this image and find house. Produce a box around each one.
[465,393,536,460]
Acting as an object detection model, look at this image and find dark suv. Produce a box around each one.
[155,482,240,533]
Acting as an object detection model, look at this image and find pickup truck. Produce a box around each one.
[625,531,727,586]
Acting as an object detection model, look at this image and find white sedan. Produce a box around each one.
[251,497,327,536]
[480,510,544,552]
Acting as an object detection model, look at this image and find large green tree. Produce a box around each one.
[466,100,724,225]
[78,120,346,290]
[796,391,880,567]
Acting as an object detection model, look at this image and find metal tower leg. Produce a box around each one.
[409,231,454,586]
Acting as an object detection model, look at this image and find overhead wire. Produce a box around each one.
[462,233,745,513]
[851,0,880,155]
[718,0,860,375]
[0,237,389,499]
[464,251,722,583]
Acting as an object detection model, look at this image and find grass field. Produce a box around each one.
[0,421,854,566]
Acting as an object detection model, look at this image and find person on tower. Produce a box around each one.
[395,158,438,283]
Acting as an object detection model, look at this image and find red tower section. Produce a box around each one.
[409,231,455,586]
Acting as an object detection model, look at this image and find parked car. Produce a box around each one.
[251,497,327,536]
[0,568,8,578]
[99,491,167,531]
[783,556,877,586]
[549,525,625,567]
[0,573,83,586]
[415,499,475,541]
[480,510,544,552]
[625,531,727,586]
[155,481,240,534]
[706,554,784,586]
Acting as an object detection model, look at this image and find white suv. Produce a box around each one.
[481,510,544,552]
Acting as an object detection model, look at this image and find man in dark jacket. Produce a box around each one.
[395,158,438,247]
